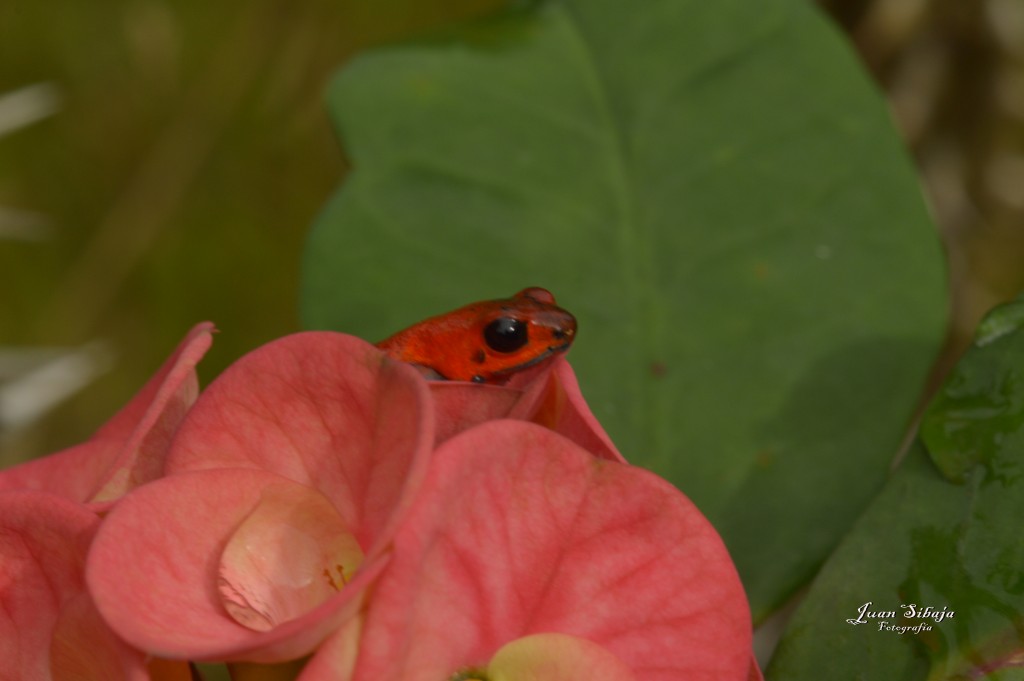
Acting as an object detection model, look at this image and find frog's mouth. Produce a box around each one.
[415,343,569,383]
[492,341,573,378]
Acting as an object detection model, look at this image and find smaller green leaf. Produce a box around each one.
[770,442,1024,680]
[921,295,1024,483]
[769,298,1024,681]
[977,298,1024,348]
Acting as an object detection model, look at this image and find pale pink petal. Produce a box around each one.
[0,323,214,503]
[510,358,625,463]
[428,357,624,461]
[50,592,192,681]
[86,469,388,663]
[218,482,365,632]
[546,359,625,463]
[0,491,162,680]
[90,322,214,502]
[0,442,116,501]
[428,382,522,445]
[164,332,432,555]
[330,421,750,681]
[297,616,362,681]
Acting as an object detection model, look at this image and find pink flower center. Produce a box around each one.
[446,633,636,681]
[217,482,364,632]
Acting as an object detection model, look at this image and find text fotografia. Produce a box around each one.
[846,602,955,634]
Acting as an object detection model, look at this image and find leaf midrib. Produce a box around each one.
[557,2,664,455]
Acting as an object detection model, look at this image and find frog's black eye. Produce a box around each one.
[483,317,528,353]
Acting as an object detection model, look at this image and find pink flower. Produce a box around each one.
[300,421,753,681]
[85,330,625,667]
[0,490,192,680]
[84,328,753,677]
[0,324,213,680]
[0,322,214,505]
[86,332,436,663]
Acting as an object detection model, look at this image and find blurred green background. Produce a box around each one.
[0,0,503,461]
[1,0,1023,464]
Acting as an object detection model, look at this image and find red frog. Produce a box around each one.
[376,287,576,384]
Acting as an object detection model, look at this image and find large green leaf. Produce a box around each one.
[301,0,945,617]
[769,299,1024,679]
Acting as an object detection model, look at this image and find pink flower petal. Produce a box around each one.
[327,421,750,681]
[511,358,625,463]
[297,616,362,680]
[86,468,389,663]
[427,357,624,462]
[90,322,215,503]
[0,323,214,503]
[0,491,165,680]
[0,442,115,503]
[428,382,522,445]
[164,332,432,555]
[50,592,194,681]
[94,322,214,443]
